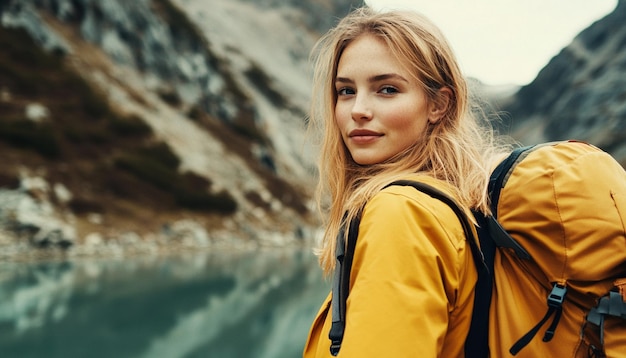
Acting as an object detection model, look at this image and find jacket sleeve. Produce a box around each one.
[337,185,475,357]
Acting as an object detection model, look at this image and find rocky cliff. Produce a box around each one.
[3,0,623,260]
[0,0,361,259]
[499,0,626,166]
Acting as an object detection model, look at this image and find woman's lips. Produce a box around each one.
[348,129,383,144]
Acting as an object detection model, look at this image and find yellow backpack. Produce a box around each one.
[328,141,626,357]
[477,140,626,357]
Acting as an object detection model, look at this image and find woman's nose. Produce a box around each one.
[351,94,373,121]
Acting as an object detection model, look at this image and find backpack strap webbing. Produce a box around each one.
[328,180,491,356]
[329,212,360,356]
[509,283,568,355]
[487,146,533,260]
[467,211,496,358]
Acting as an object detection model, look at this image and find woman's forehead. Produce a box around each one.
[336,34,420,83]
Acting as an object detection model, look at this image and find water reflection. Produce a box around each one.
[0,248,329,358]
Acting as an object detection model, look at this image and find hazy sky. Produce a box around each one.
[365,0,617,85]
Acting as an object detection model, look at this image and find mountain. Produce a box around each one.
[498,0,626,166]
[0,0,362,258]
[4,0,622,259]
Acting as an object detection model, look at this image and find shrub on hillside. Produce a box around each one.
[137,141,180,169]
[68,197,104,214]
[175,189,237,214]
[231,110,267,143]
[108,115,153,137]
[157,89,182,107]
[63,124,111,144]
[244,62,287,108]
[114,143,237,214]
[0,171,19,189]
[187,105,204,121]
[0,120,61,158]
[114,153,177,192]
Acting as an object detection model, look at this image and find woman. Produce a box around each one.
[303,6,508,357]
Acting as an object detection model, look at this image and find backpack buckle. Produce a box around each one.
[547,284,567,308]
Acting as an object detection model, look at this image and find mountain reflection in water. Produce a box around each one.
[0,248,329,358]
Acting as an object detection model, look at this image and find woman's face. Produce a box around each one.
[334,34,437,165]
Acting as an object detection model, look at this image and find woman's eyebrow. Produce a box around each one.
[335,73,408,84]
[369,73,408,83]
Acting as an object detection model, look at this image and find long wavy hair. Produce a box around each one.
[309,7,510,275]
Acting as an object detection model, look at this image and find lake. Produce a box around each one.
[0,248,330,358]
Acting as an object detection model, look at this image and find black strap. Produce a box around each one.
[509,306,558,355]
[329,223,347,356]
[509,283,568,355]
[486,215,531,260]
[328,180,489,356]
[487,146,533,260]
[329,212,360,356]
[466,212,495,358]
[488,145,534,214]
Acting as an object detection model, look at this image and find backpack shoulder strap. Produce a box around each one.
[329,179,491,356]
[486,141,576,259]
[329,212,360,356]
[487,146,533,260]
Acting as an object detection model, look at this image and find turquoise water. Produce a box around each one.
[0,248,329,358]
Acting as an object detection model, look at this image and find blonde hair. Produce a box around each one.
[309,7,509,275]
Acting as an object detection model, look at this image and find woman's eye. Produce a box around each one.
[379,86,399,94]
[337,87,355,96]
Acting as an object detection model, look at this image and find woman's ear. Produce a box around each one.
[428,87,452,124]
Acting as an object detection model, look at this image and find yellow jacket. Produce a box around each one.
[303,177,478,357]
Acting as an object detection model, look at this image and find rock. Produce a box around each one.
[84,232,104,248]
[53,183,73,204]
[1,1,71,54]
[25,103,49,122]
[20,175,50,202]
[162,220,211,247]
[87,213,103,225]
[0,176,76,250]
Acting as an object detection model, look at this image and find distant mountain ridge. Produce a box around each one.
[500,0,626,165]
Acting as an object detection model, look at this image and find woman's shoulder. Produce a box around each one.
[377,175,457,205]
[362,175,468,247]
[367,175,459,220]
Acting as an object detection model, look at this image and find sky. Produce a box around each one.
[365,0,618,86]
